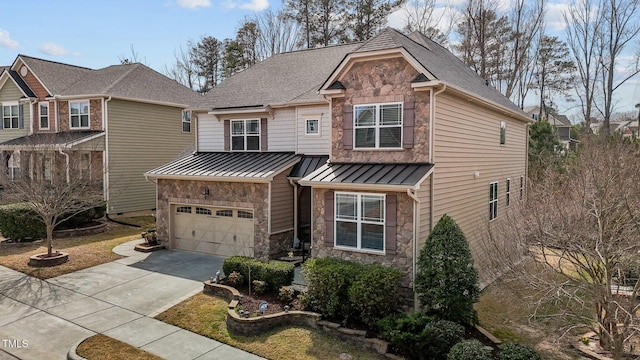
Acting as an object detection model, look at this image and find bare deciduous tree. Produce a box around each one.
[401,0,456,46]
[480,137,640,360]
[163,45,199,90]
[253,9,304,59]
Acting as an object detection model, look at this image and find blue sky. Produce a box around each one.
[1,0,638,116]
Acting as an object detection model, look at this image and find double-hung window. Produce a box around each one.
[354,103,402,148]
[70,101,89,129]
[231,119,260,151]
[39,102,49,130]
[335,192,385,252]
[2,103,19,129]
[506,178,511,207]
[489,182,498,221]
[182,111,191,133]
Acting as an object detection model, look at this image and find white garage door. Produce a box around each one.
[172,205,254,257]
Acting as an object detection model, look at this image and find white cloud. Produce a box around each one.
[240,0,268,11]
[39,42,78,56]
[177,0,211,8]
[0,29,19,49]
[547,3,570,31]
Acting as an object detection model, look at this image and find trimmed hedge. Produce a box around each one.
[0,204,46,241]
[447,339,493,360]
[302,257,402,326]
[0,202,106,241]
[222,256,294,291]
[498,341,541,360]
[379,313,465,360]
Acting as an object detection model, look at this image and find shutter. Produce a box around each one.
[385,194,397,254]
[324,190,334,246]
[223,120,230,151]
[0,106,3,130]
[343,104,353,149]
[18,105,24,129]
[260,118,268,151]
[403,101,414,149]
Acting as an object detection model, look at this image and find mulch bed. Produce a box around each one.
[220,282,304,316]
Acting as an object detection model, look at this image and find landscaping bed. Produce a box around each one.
[76,334,162,360]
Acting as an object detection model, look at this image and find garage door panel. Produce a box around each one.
[172,205,254,257]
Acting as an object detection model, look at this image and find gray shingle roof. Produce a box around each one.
[16,55,202,107]
[5,70,36,98]
[299,162,433,188]
[353,28,525,115]
[0,130,104,147]
[145,152,300,180]
[199,43,360,109]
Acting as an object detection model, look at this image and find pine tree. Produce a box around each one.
[415,215,480,325]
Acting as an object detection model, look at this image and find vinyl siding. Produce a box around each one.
[297,104,331,155]
[432,92,527,264]
[0,80,30,142]
[416,177,432,251]
[268,108,296,152]
[107,99,194,214]
[270,169,294,232]
[197,113,224,152]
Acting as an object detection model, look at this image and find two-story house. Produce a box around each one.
[145,28,530,298]
[0,55,199,214]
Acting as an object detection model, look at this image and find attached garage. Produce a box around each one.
[172,204,254,257]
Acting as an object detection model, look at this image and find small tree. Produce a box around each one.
[0,135,104,260]
[415,215,480,325]
[528,119,563,181]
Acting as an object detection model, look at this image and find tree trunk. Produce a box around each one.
[46,224,54,257]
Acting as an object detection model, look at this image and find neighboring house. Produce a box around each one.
[0,55,199,214]
[145,28,530,301]
[590,119,638,138]
[523,105,576,150]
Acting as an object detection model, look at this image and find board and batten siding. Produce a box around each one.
[107,99,194,214]
[296,104,331,155]
[432,92,527,273]
[0,80,30,143]
[270,169,294,233]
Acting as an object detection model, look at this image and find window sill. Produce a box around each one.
[332,245,386,256]
[352,148,405,152]
[71,127,91,130]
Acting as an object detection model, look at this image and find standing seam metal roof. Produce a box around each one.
[300,162,434,187]
[145,152,300,179]
[289,155,329,178]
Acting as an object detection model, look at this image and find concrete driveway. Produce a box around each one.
[0,241,263,360]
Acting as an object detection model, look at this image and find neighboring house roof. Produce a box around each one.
[201,43,360,110]
[145,152,300,182]
[299,162,434,190]
[554,114,571,127]
[12,55,201,107]
[0,130,104,148]
[1,70,37,98]
[289,155,329,178]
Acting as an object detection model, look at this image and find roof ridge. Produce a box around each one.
[102,63,141,93]
[18,54,94,71]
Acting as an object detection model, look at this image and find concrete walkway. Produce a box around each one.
[0,240,263,360]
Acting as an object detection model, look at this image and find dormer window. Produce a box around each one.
[70,101,89,129]
[354,103,402,149]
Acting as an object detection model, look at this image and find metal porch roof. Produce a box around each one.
[288,155,329,178]
[145,152,300,181]
[299,162,434,188]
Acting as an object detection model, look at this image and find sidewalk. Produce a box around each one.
[0,240,264,360]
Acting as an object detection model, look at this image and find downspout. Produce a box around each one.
[407,188,420,309]
[58,148,70,183]
[430,85,446,232]
[289,179,298,241]
[53,96,59,133]
[103,96,112,210]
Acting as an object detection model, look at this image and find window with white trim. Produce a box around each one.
[182,111,191,133]
[354,103,402,149]
[8,151,20,181]
[2,103,19,129]
[39,102,49,130]
[231,119,260,151]
[335,192,385,251]
[305,119,319,135]
[70,101,89,128]
[500,121,506,145]
[519,176,525,200]
[489,182,498,221]
[506,178,511,207]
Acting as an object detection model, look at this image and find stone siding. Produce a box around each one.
[269,230,294,259]
[157,179,282,260]
[311,188,416,289]
[58,99,102,131]
[332,57,431,163]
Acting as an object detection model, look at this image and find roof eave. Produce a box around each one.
[144,173,273,183]
[51,94,189,108]
[296,181,418,191]
[209,106,269,116]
